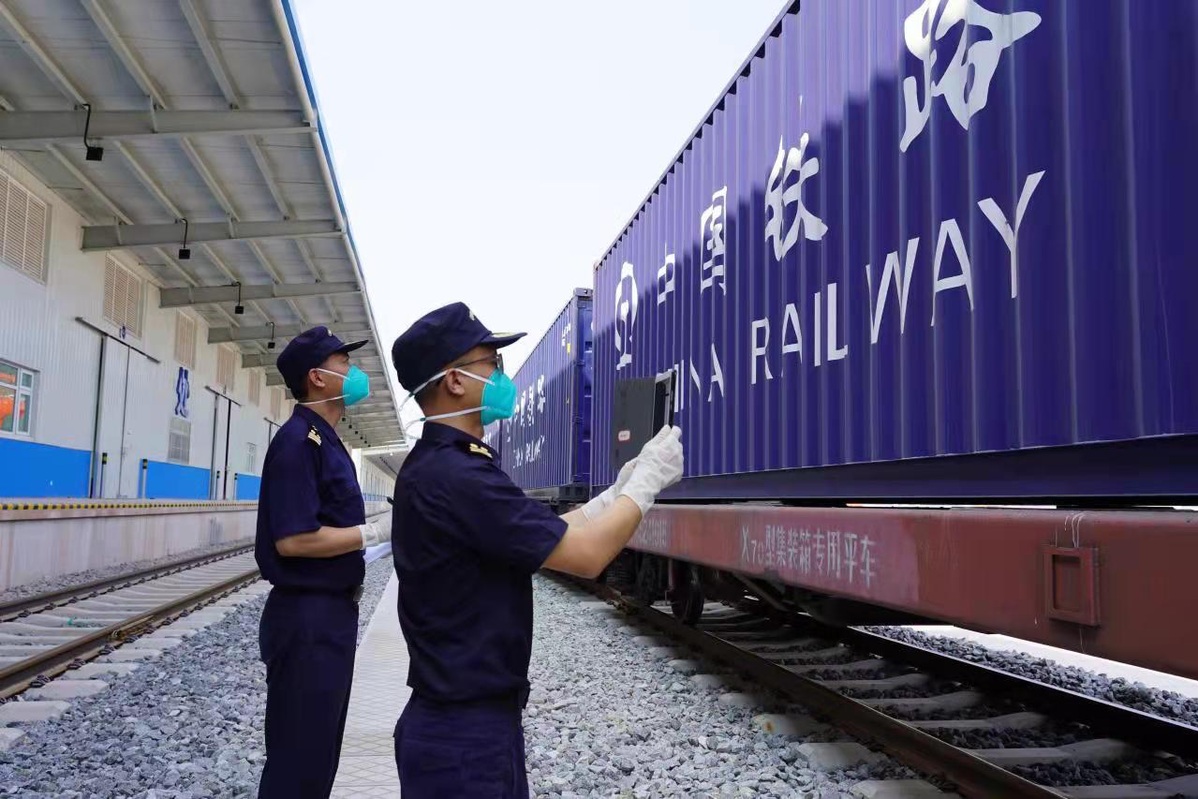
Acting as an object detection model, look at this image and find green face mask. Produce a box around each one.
[301,365,370,407]
[459,368,518,426]
[400,366,518,430]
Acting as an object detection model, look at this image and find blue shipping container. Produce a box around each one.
[592,0,1198,502]
[501,289,593,501]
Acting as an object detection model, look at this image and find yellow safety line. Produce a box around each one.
[0,501,257,511]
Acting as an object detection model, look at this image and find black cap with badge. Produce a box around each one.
[276,326,368,398]
[390,302,524,393]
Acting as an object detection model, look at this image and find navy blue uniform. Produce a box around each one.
[255,404,365,798]
[392,422,567,797]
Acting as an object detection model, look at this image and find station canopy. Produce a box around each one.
[360,446,408,481]
[0,0,404,449]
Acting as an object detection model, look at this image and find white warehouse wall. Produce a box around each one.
[0,151,298,499]
[357,456,396,504]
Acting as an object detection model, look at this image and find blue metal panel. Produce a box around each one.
[145,461,210,500]
[504,290,593,495]
[591,0,1198,501]
[0,438,90,498]
[235,473,262,501]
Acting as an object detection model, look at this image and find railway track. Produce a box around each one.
[0,552,259,700]
[0,542,254,622]
[558,575,1198,799]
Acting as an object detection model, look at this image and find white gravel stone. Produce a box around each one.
[0,729,26,752]
[525,578,916,797]
[798,742,885,770]
[717,692,770,709]
[753,714,830,738]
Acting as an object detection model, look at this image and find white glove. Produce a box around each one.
[580,457,640,521]
[619,425,684,516]
[360,510,392,548]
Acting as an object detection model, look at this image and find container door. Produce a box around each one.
[575,299,594,486]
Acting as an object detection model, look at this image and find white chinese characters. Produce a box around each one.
[700,187,728,294]
[900,0,1041,151]
[765,103,828,262]
[614,262,638,371]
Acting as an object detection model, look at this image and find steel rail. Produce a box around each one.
[554,574,1066,798]
[0,542,254,622]
[0,565,260,700]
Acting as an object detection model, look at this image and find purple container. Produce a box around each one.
[592,0,1198,502]
[498,289,593,502]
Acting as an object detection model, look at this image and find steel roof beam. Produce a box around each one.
[82,219,338,252]
[160,281,359,309]
[343,417,403,426]
[179,0,240,108]
[208,324,370,344]
[80,0,166,108]
[44,146,216,294]
[0,2,86,104]
[84,15,288,349]
[109,142,276,349]
[239,349,381,368]
[0,110,310,146]
[180,139,238,217]
[247,138,292,218]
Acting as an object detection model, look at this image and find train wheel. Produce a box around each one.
[669,562,704,625]
[633,555,662,604]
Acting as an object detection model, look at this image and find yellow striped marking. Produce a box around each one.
[0,501,257,511]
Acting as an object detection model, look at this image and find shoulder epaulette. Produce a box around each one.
[457,440,493,460]
[307,426,322,446]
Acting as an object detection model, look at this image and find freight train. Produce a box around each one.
[487,0,1198,676]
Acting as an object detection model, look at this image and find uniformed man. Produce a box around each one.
[388,302,684,798]
[254,326,391,798]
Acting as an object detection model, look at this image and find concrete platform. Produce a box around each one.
[331,573,409,797]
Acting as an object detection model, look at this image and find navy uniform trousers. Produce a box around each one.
[257,588,358,798]
[394,694,529,798]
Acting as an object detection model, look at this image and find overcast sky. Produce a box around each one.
[290,0,785,423]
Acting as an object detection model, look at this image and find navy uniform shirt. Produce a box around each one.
[254,405,365,592]
[392,422,567,704]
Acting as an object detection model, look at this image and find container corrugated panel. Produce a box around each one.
[503,289,593,498]
[592,0,1198,501]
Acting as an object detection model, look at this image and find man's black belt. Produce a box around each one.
[412,686,529,712]
[272,584,363,604]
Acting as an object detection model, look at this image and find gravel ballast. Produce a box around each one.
[356,554,395,644]
[526,578,915,798]
[866,625,1198,726]
[21,566,1195,797]
[0,556,395,799]
[0,590,270,798]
